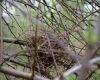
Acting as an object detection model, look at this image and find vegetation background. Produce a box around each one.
[0,0,100,80]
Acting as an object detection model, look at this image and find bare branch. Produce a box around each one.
[54,56,100,80]
[1,38,30,46]
[0,66,50,80]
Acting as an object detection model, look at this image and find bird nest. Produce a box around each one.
[25,33,75,78]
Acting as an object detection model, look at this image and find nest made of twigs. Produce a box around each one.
[25,33,75,78]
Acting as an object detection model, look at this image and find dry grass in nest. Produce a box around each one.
[25,33,75,78]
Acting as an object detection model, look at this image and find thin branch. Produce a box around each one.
[6,0,27,16]
[1,38,30,46]
[0,66,50,80]
[54,56,100,80]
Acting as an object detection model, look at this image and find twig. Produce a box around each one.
[1,38,30,46]
[0,66,50,80]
